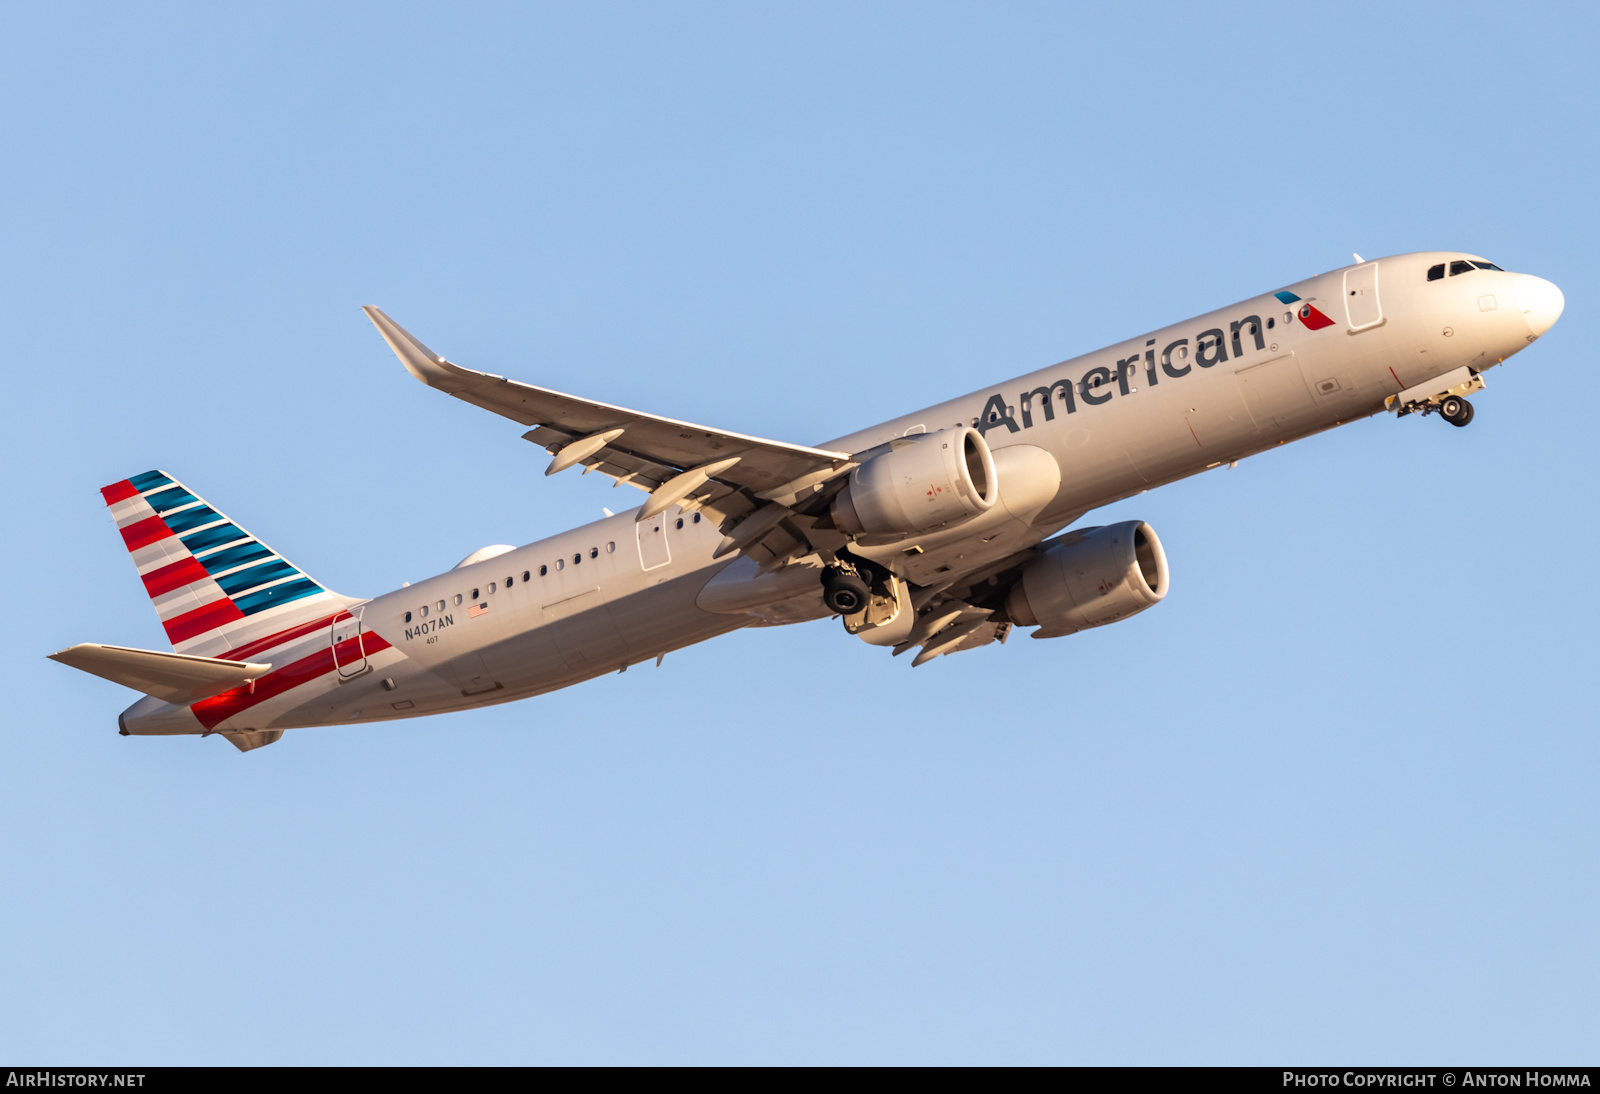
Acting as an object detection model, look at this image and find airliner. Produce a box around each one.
[51,252,1564,751]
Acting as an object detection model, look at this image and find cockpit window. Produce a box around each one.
[1449,260,1476,276]
[1471,261,1504,272]
[1427,263,1445,281]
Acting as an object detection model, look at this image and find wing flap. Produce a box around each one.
[49,643,273,704]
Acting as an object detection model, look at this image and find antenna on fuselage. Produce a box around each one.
[1353,252,1365,263]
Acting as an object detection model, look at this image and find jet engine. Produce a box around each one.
[1005,521,1170,637]
[830,427,998,537]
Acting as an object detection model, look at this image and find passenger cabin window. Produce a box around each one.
[1449,260,1476,276]
[539,565,548,576]
[1428,263,1446,281]
[436,600,445,612]
[420,605,429,618]
[454,594,463,606]
[606,541,615,553]
[489,582,497,593]
[471,588,479,599]
[572,553,581,566]
[506,575,514,587]
[676,518,684,529]
[589,547,598,559]
[405,611,412,623]
[522,570,530,582]
[556,559,564,571]
[693,513,701,524]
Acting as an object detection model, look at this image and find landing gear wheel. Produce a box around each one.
[1440,396,1474,427]
[822,569,872,615]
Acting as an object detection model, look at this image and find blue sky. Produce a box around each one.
[2,1,1595,1064]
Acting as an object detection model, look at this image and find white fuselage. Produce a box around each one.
[120,251,1558,737]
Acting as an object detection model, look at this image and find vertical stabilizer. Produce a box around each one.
[100,471,350,658]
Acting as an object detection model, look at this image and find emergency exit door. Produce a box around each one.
[637,514,671,571]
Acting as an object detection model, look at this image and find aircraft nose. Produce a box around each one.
[1515,275,1564,339]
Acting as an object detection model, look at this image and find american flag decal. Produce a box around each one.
[468,602,489,618]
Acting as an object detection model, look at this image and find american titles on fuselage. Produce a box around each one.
[973,291,1330,436]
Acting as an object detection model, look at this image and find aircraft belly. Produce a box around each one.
[1234,352,1321,434]
[464,627,591,694]
[445,651,503,695]
[1106,388,1247,489]
[1029,422,1148,519]
[605,573,739,657]
[1030,380,1259,518]
[1173,372,1261,457]
[697,556,826,616]
[542,596,629,673]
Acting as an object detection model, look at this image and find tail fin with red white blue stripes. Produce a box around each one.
[100,470,350,659]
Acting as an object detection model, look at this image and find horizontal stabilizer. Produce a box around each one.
[49,643,272,704]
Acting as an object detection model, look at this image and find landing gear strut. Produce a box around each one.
[1440,395,1474,427]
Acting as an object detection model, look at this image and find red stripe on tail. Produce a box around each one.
[163,598,247,644]
[222,612,340,663]
[101,480,139,505]
[120,515,174,552]
[141,557,213,599]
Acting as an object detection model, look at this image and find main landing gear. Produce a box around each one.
[1439,395,1475,427]
[822,565,872,615]
[823,553,896,616]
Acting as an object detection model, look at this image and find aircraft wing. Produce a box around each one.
[363,307,855,507]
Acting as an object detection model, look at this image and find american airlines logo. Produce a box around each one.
[976,290,1333,435]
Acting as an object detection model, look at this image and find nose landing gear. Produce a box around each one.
[1385,365,1485,427]
[1439,395,1475,427]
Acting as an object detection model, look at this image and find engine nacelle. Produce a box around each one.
[1005,521,1170,637]
[831,427,997,537]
